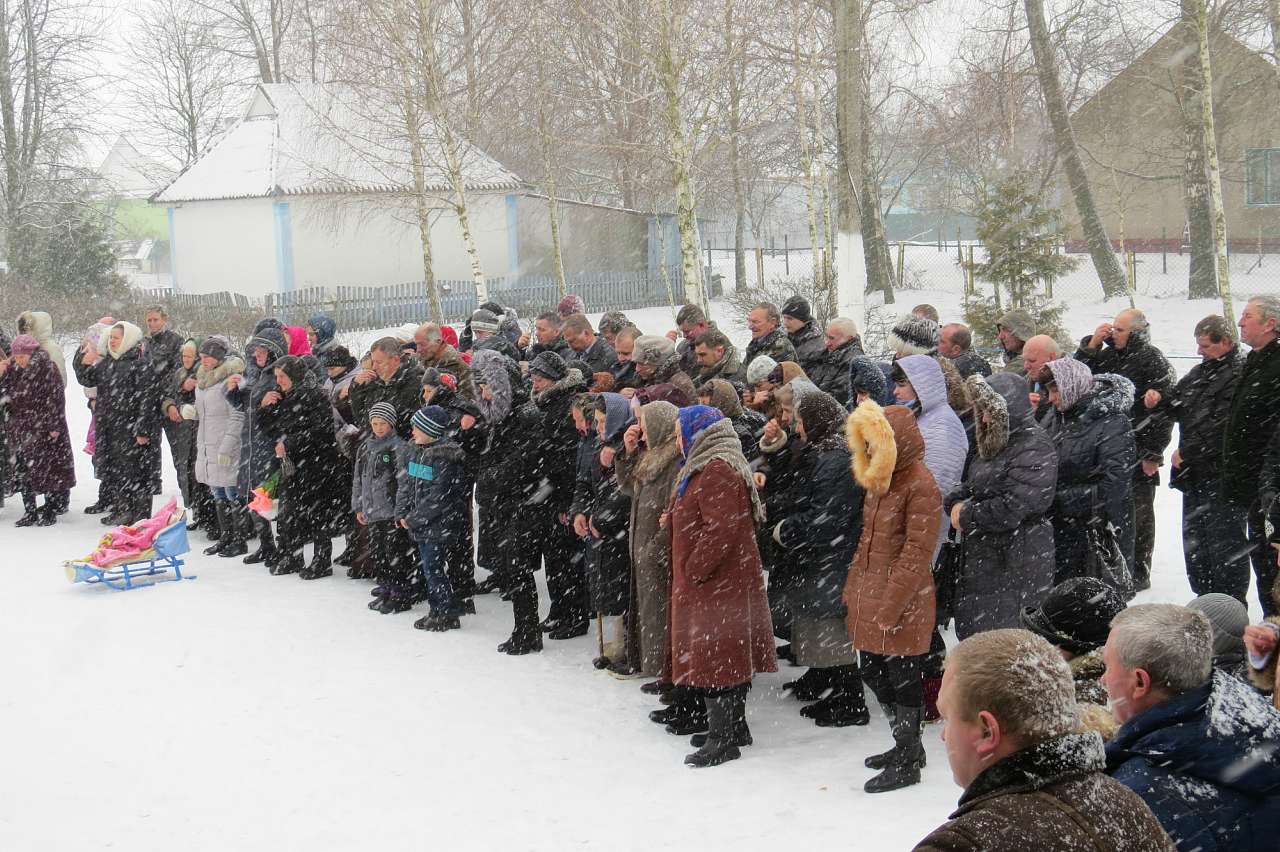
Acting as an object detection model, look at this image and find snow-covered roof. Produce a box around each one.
[98,135,174,199]
[153,83,523,204]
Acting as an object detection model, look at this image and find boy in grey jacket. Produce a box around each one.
[353,402,415,614]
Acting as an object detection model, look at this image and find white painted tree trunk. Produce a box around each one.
[1194,0,1233,323]
[834,0,866,329]
[656,0,704,309]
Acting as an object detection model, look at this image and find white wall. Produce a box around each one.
[168,198,277,296]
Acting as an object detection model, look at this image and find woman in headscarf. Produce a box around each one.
[666,405,776,768]
[256,355,346,578]
[74,317,115,515]
[844,401,941,792]
[771,390,867,726]
[0,335,75,525]
[73,321,160,525]
[698,378,766,461]
[616,400,681,688]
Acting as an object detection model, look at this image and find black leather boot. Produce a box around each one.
[203,503,229,555]
[497,584,542,655]
[864,705,926,792]
[685,685,745,767]
[300,538,333,580]
[243,516,277,566]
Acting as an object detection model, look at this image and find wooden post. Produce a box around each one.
[966,245,975,295]
[784,233,789,274]
[1162,227,1168,274]
[956,227,963,266]
[756,247,765,287]
[896,241,906,287]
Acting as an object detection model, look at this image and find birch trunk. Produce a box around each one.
[535,46,567,295]
[859,98,895,304]
[726,0,747,293]
[656,0,704,308]
[792,21,821,295]
[1270,0,1280,92]
[1194,0,1233,322]
[833,0,867,326]
[1179,2,1217,299]
[401,86,442,324]
[1024,0,1127,298]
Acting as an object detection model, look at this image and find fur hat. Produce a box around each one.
[634,335,675,367]
[1187,593,1248,660]
[321,345,357,372]
[199,337,230,361]
[411,404,450,438]
[369,401,398,427]
[997,309,1035,343]
[557,294,586,317]
[9,334,39,357]
[470,309,501,335]
[888,314,940,355]
[1021,577,1125,655]
[745,355,778,387]
[781,296,812,323]
[529,350,568,381]
[850,356,890,406]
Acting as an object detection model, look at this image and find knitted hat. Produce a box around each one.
[9,334,39,356]
[997,309,1035,343]
[557,294,586,317]
[888,314,940,355]
[369,402,398,426]
[1044,358,1094,409]
[321,345,357,371]
[421,367,458,392]
[199,337,229,361]
[529,350,568,381]
[781,296,812,323]
[745,354,779,387]
[598,311,629,336]
[633,335,675,367]
[1187,593,1248,660]
[411,404,450,438]
[253,317,285,335]
[470,309,501,335]
[440,325,459,348]
[273,355,308,385]
[850,355,890,406]
[1020,577,1126,655]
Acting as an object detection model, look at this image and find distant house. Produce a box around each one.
[152,83,674,298]
[1065,27,1280,251]
[96,135,175,286]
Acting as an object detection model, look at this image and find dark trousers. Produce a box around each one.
[860,652,924,709]
[1131,478,1157,587]
[543,515,587,620]
[171,421,197,506]
[415,538,460,617]
[446,477,476,600]
[370,520,415,597]
[1247,502,1280,617]
[1182,484,1250,602]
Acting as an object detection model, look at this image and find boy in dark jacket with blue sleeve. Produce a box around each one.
[397,404,469,632]
[353,402,417,614]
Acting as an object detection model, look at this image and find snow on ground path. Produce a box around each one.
[0,323,1220,852]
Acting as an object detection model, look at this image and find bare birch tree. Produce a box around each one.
[1189,0,1234,321]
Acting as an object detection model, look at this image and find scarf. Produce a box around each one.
[675,417,766,523]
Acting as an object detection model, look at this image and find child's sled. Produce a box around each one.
[64,502,196,591]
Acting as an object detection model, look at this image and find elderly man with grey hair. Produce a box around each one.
[805,316,862,407]
[1102,603,1280,852]
[1224,295,1280,617]
[1076,308,1175,592]
[414,322,474,399]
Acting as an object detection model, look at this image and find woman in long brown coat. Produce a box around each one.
[615,400,681,683]
[844,400,940,793]
[667,404,776,768]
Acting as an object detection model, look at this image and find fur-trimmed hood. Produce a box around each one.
[196,354,245,389]
[1086,373,1135,419]
[965,374,1010,460]
[533,367,587,408]
[846,401,924,495]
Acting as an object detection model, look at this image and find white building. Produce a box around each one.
[152,84,536,297]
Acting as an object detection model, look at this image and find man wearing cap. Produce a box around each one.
[349,337,426,440]
[1021,577,1127,738]
[781,296,825,375]
[995,309,1035,377]
[744,302,796,373]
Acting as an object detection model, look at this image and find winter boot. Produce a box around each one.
[475,572,504,596]
[641,680,673,696]
[14,493,39,527]
[36,501,57,526]
[782,667,834,701]
[864,705,926,792]
[414,612,462,631]
[377,595,413,615]
[685,686,745,767]
[547,611,590,640]
[811,666,871,728]
[497,585,543,655]
[244,517,278,566]
[203,503,230,555]
[271,551,303,576]
[300,539,333,580]
[691,690,753,748]
[335,528,357,567]
[218,505,248,558]
[663,690,710,736]
[49,491,69,515]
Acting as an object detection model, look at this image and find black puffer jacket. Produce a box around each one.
[806,338,863,407]
[946,373,1057,639]
[1222,339,1280,506]
[1169,348,1242,491]
[349,361,425,440]
[776,429,862,619]
[1075,330,1175,479]
[787,321,826,376]
[744,328,796,372]
[950,350,993,379]
[1042,375,1137,581]
[256,379,346,545]
[533,368,590,515]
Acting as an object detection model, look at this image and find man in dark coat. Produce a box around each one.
[143,305,187,496]
[673,303,712,379]
[1103,604,1280,852]
[743,302,796,373]
[781,296,826,376]
[692,327,745,386]
[806,317,862,407]
[995,309,1034,377]
[73,321,161,525]
[915,628,1173,852]
[414,323,474,399]
[519,311,574,362]
[1224,296,1280,618]
[349,337,425,439]
[1075,309,1175,592]
[610,326,641,390]
[938,323,993,378]
[528,352,591,638]
[561,313,618,375]
[1166,316,1248,601]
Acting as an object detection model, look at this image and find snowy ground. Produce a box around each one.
[0,296,1260,851]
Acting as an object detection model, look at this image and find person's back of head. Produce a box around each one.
[1103,604,1212,725]
[938,629,1078,788]
[675,303,706,327]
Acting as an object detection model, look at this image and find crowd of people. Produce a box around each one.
[1,294,1279,848]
